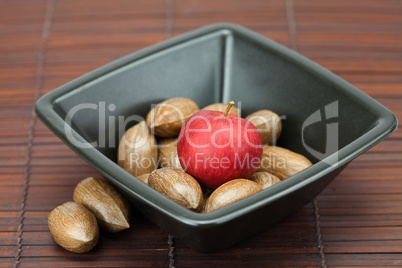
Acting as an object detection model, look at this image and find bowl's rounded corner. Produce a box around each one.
[377,109,399,139]
[199,22,249,37]
[390,113,399,133]
[34,95,49,120]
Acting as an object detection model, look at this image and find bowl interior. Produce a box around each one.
[53,28,379,164]
[54,31,225,161]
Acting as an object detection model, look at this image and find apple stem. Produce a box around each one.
[223,101,235,116]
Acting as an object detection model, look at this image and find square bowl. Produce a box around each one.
[35,23,398,253]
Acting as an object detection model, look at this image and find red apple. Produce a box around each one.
[177,102,263,189]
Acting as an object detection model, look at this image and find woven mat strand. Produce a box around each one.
[1,0,402,267]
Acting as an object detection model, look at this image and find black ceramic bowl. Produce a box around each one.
[35,24,397,253]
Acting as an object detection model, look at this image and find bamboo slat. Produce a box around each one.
[0,0,401,267]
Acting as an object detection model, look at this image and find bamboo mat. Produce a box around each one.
[1,0,402,267]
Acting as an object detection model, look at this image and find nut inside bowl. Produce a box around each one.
[35,23,397,253]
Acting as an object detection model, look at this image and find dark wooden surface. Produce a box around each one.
[1,0,402,267]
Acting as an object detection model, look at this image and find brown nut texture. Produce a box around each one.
[201,103,240,117]
[118,121,158,177]
[146,97,199,137]
[204,179,262,213]
[245,109,282,145]
[251,171,281,189]
[158,138,183,170]
[48,202,99,253]
[73,177,130,233]
[257,146,312,180]
[148,167,202,210]
[137,173,150,184]
[199,191,212,213]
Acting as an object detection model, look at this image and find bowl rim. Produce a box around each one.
[35,23,398,227]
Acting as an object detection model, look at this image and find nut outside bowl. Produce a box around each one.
[35,23,398,253]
